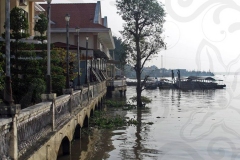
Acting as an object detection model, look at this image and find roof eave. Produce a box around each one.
[30,0,45,2]
[51,27,110,33]
[51,27,115,49]
[98,29,115,50]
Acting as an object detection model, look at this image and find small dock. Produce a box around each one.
[106,79,127,97]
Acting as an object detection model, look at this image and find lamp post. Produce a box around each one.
[75,27,81,86]
[46,0,52,94]
[85,36,89,84]
[34,15,41,22]
[65,14,70,88]
[33,14,41,36]
[3,0,13,105]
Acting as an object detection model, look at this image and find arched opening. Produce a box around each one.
[98,100,102,110]
[90,109,94,117]
[95,103,100,111]
[74,124,81,139]
[83,115,89,127]
[100,98,103,107]
[57,136,70,158]
[101,97,105,109]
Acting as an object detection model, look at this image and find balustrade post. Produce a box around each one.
[0,103,21,159]
[69,93,73,115]
[51,99,56,131]
[9,114,18,160]
[90,59,93,82]
[41,94,56,131]
[69,140,72,156]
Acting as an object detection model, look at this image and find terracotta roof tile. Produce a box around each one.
[40,3,106,29]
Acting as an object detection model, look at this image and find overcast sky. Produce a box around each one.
[46,0,240,73]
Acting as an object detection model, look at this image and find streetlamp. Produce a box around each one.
[33,14,41,36]
[65,13,70,89]
[85,36,89,84]
[46,0,52,94]
[4,0,13,105]
[34,14,41,23]
[75,27,81,86]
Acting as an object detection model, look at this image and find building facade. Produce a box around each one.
[0,0,45,38]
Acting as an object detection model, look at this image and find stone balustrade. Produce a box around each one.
[0,81,106,160]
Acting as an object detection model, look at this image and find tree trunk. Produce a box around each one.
[136,35,142,107]
[136,67,142,107]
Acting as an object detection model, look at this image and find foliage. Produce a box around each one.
[49,48,77,95]
[40,49,65,95]
[127,118,139,125]
[33,36,47,43]
[11,51,46,108]
[53,48,78,83]
[34,13,47,36]
[90,110,141,129]
[112,36,130,70]
[130,96,152,104]
[105,100,125,108]
[34,43,47,50]
[124,65,215,78]
[116,0,166,107]
[2,7,30,88]
[2,7,29,41]
[17,42,34,50]
[90,111,126,129]
[16,78,45,108]
[34,13,48,44]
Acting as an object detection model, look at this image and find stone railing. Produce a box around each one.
[0,118,12,160]
[0,81,106,159]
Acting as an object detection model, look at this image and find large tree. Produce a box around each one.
[116,0,166,107]
[34,13,48,44]
[6,7,29,41]
[113,36,130,70]
[2,7,30,78]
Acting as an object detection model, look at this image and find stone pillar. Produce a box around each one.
[62,89,73,115]
[0,104,21,160]
[90,59,93,82]
[69,140,72,156]
[9,114,18,160]
[62,88,73,95]
[41,93,57,131]
[46,145,51,160]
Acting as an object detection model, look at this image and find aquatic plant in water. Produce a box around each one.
[130,96,152,104]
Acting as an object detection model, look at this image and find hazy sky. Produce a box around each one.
[46,0,240,73]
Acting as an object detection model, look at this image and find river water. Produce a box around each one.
[59,75,240,160]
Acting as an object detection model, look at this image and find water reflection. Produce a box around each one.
[59,75,240,159]
[134,109,142,160]
[58,128,116,160]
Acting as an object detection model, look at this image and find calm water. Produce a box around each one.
[60,75,240,160]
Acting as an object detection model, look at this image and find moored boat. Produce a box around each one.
[158,78,174,89]
[145,77,158,89]
[174,76,226,90]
